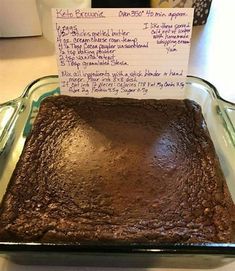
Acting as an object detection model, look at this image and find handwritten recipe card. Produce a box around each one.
[52,8,194,99]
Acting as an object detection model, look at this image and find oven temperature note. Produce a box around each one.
[52,8,193,99]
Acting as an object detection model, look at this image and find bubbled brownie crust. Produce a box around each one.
[0,96,234,243]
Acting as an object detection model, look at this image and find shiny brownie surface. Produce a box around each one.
[0,96,234,243]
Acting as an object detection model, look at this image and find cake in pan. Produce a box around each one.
[0,96,234,243]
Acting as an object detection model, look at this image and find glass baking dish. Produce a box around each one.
[0,75,235,268]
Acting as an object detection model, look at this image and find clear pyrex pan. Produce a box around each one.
[0,75,235,267]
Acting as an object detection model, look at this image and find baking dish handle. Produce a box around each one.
[0,99,22,154]
[218,100,235,146]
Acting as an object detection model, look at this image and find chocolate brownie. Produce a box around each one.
[0,96,234,243]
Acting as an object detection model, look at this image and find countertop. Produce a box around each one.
[0,0,235,270]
